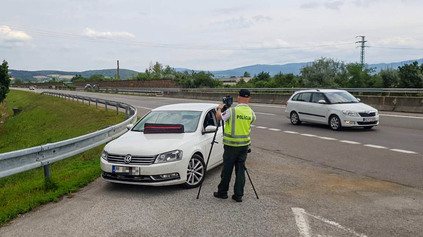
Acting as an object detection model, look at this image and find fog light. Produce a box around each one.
[344,120,355,124]
[159,173,180,179]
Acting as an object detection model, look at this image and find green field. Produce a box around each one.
[0,90,126,226]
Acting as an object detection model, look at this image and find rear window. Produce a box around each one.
[292,92,311,102]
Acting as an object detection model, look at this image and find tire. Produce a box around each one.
[329,115,342,131]
[290,112,301,125]
[182,154,206,189]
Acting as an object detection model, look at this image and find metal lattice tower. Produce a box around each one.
[355,36,367,65]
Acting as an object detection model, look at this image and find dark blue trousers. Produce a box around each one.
[217,145,249,197]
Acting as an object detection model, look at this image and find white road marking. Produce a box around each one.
[390,149,418,154]
[301,134,317,137]
[135,106,153,110]
[284,131,300,134]
[339,140,362,145]
[292,208,312,237]
[257,126,268,129]
[263,128,419,155]
[364,144,388,149]
[380,114,423,119]
[255,112,276,116]
[318,136,338,141]
[292,207,368,237]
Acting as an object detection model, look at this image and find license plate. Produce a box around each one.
[363,117,376,122]
[112,166,141,175]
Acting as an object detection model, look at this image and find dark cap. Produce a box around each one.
[239,89,251,98]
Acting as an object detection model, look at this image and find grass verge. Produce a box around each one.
[0,90,126,226]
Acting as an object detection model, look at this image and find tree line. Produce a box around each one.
[68,59,423,89]
[5,58,423,94]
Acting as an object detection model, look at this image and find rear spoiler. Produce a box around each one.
[144,123,184,134]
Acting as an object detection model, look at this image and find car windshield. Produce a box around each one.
[325,91,359,104]
[132,111,202,133]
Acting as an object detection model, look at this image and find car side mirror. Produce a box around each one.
[318,99,326,104]
[357,98,361,102]
[126,124,134,130]
[203,125,217,134]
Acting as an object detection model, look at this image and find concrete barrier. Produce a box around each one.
[164,92,423,113]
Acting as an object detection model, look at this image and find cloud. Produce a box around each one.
[300,1,345,10]
[324,1,344,10]
[0,25,32,42]
[300,2,320,9]
[210,15,272,30]
[83,28,135,39]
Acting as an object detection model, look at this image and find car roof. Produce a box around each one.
[294,89,348,94]
[152,103,218,112]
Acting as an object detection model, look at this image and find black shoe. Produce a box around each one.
[232,195,242,202]
[213,192,228,199]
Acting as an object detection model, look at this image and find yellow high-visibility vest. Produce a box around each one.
[223,105,256,147]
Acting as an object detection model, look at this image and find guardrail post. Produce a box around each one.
[116,103,119,115]
[105,101,108,111]
[96,99,98,108]
[125,106,129,119]
[44,164,51,179]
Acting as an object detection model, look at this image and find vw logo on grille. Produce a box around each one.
[124,154,132,164]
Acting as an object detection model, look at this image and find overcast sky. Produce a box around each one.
[1,0,423,72]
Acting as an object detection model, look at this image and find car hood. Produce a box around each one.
[330,103,377,112]
[104,131,196,156]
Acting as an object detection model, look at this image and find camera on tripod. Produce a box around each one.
[222,95,233,112]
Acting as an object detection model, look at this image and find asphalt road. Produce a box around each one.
[2,89,423,236]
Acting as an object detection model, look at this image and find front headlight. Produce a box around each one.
[101,150,108,161]
[342,110,359,117]
[155,150,183,164]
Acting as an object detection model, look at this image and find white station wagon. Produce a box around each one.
[285,89,379,130]
[101,103,224,188]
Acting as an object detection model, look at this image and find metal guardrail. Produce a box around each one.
[0,92,138,179]
[175,88,423,94]
[74,87,423,95]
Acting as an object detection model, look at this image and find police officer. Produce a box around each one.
[214,89,256,202]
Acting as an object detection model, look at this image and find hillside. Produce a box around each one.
[9,69,139,81]
[9,58,423,81]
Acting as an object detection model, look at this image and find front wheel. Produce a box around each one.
[182,154,206,189]
[329,115,342,131]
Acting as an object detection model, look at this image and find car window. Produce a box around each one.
[203,109,219,129]
[311,92,326,103]
[325,91,359,104]
[132,111,202,133]
[296,92,311,102]
[291,93,300,101]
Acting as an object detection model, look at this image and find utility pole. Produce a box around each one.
[117,60,120,79]
[355,36,367,66]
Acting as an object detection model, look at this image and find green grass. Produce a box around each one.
[0,90,126,226]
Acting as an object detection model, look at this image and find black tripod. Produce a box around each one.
[196,119,259,199]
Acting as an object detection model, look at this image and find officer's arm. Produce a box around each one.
[216,104,225,120]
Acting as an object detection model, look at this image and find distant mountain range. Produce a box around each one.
[10,58,423,81]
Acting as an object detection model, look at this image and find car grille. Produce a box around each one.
[359,112,376,117]
[357,121,378,125]
[106,153,156,165]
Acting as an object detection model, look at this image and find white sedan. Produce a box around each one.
[101,103,224,188]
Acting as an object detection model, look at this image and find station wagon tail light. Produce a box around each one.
[155,150,183,164]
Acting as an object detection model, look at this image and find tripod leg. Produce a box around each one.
[244,165,259,199]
